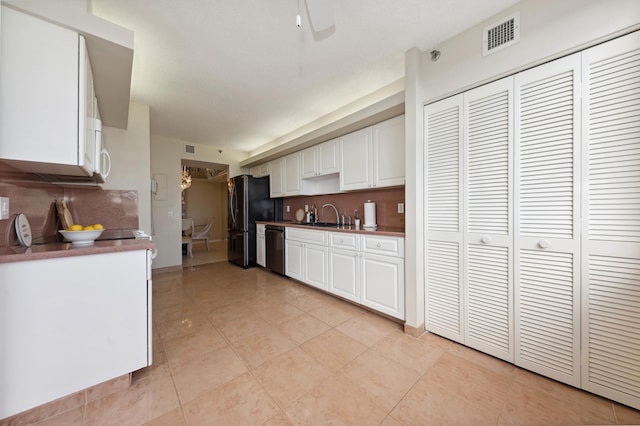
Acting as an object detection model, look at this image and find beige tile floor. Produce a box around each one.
[182,239,227,268]
[8,261,640,425]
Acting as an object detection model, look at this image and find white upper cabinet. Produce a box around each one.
[340,127,373,190]
[269,158,285,197]
[0,7,98,177]
[340,127,373,191]
[372,115,405,187]
[270,152,302,197]
[302,138,339,178]
[283,152,302,195]
[340,115,405,191]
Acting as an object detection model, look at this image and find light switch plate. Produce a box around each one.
[397,202,404,214]
[0,197,9,220]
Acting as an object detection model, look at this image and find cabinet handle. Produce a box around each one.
[480,236,491,244]
[538,240,551,249]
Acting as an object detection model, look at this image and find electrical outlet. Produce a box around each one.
[286,205,290,213]
[0,197,9,220]
[398,202,404,214]
[304,205,309,212]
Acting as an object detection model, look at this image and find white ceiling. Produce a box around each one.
[89,0,519,153]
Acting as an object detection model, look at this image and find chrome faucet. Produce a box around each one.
[322,203,340,224]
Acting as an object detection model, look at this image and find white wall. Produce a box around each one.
[102,102,151,234]
[404,0,640,330]
[150,136,247,269]
[421,0,640,102]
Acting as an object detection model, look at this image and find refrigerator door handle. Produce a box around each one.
[230,181,237,225]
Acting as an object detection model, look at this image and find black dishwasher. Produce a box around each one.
[265,225,285,275]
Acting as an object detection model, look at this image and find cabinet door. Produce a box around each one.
[0,7,79,169]
[301,147,319,178]
[284,153,302,195]
[328,247,360,303]
[340,127,373,190]
[463,78,514,362]
[304,243,329,290]
[285,240,304,281]
[373,115,405,187]
[318,138,339,175]
[0,250,149,419]
[581,31,640,409]
[80,36,96,173]
[256,234,266,267]
[270,158,285,197]
[514,53,581,387]
[361,253,405,319]
[424,95,465,343]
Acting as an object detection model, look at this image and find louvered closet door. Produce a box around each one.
[424,95,464,343]
[581,31,640,410]
[514,53,581,387]
[463,78,514,362]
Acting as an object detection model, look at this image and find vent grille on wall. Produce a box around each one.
[483,11,520,56]
[184,144,196,155]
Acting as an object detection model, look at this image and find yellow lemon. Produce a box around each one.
[69,224,83,231]
[83,225,94,231]
[92,223,104,230]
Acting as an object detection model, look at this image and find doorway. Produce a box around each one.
[181,159,229,267]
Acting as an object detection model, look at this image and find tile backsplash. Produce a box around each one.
[0,180,139,247]
[281,187,405,229]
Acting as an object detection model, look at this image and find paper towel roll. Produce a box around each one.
[364,200,377,228]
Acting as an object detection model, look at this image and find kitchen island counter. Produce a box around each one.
[0,238,154,264]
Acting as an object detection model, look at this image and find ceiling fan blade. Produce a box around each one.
[305,0,335,33]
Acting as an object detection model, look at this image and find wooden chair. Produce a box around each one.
[191,217,213,251]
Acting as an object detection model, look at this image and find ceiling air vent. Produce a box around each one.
[483,11,520,56]
[184,144,196,155]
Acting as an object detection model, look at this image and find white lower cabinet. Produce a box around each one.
[256,224,266,267]
[361,253,404,319]
[285,227,328,290]
[0,250,152,419]
[328,232,405,319]
[328,233,360,303]
[285,228,405,320]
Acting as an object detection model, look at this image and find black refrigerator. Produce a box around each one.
[228,175,282,268]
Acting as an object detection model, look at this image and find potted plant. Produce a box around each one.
[353,209,361,228]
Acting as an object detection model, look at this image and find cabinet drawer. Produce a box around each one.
[329,232,359,251]
[286,227,328,245]
[256,223,266,235]
[361,235,404,257]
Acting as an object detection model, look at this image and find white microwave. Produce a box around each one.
[94,118,111,182]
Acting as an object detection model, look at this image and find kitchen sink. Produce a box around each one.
[297,222,340,228]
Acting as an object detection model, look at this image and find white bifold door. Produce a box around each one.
[580,31,640,409]
[426,54,582,382]
[424,30,640,409]
[425,77,515,362]
[514,54,582,387]
[425,95,465,343]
